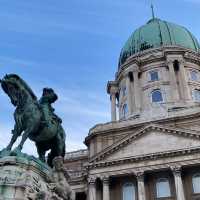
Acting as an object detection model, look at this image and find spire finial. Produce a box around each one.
[151,2,155,19]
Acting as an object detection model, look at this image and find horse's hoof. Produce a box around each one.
[11,147,22,156]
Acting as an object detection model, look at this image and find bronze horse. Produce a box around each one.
[0,74,66,167]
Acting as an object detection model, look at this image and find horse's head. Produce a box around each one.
[0,74,37,107]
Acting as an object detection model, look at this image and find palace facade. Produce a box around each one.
[65,17,200,200]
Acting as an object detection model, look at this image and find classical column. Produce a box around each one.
[178,59,191,101]
[107,82,118,122]
[71,191,76,200]
[133,67,141,112]
[126,73,133,115]
[110,92,116,121]
[171,166,186,200]
[167,60,179,102]
[103,176,110,200]
[136,172,146,200]
[88,177,96,200]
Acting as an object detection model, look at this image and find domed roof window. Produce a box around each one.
[193,89,200,102]
[119,18,200,67]
[190,70,199,81]
[151,89,163,103]
[149,70,159,82]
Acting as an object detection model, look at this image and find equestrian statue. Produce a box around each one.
[0,74,66,167]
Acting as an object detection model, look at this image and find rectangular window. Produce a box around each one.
[193,174,200,193]
[149,70,159,82]
[156,179,171,198]
[123,183,135,200]
[190,70,199,81]
[193,90,200,102]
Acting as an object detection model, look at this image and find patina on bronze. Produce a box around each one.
[0,74,66,167]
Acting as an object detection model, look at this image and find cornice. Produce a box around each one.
[184,52,200,65]
[88,157,200,178]
[85,109,200,144]
[87,146,200,170]
[142,81,170,91]
[116,46,200,83]
[188,81,200,88]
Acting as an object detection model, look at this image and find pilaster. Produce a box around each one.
[166,60,180,102]
[178,59,191,101]
[125,73,133,115]
[132,66,141,113]
[107,82,118,122]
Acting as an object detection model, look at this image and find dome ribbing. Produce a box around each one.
[119,18,200,67]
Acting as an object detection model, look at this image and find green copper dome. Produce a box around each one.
[119,18,200,66]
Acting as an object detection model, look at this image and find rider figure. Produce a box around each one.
[39,88,62,126]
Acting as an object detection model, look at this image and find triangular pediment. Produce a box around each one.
[91,124,200,163]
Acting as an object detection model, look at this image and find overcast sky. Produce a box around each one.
[0,0,200,156]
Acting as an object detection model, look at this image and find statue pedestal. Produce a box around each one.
[0,154,52,200]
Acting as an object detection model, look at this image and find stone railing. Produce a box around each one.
[65,149,88,160]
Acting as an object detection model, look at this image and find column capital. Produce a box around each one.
[166,60,174,66]
[178,59,186,65]
[124,70,131,77]
[135,170,145,181]
[170,165,182,176]
[132,66,140,73]
[129,64,139,71]
[107,81,118,95]
[88,176,96,185]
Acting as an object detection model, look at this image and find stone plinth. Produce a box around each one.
[0,154,52,200]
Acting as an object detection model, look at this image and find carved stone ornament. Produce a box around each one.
[170,165,182,176]
[135,170,145,181]
[27,157,74,200]
[88,176,96,185]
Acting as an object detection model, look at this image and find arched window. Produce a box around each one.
[123,183,136,200]
[151,89,163,103]
[122,104,128,118]
[190,70,199,81]
[149,70,159,82]
[192,174,200,193]
[156,178,171,198]
[193,89,200,102]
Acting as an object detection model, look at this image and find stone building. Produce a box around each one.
[65,16,200,200]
